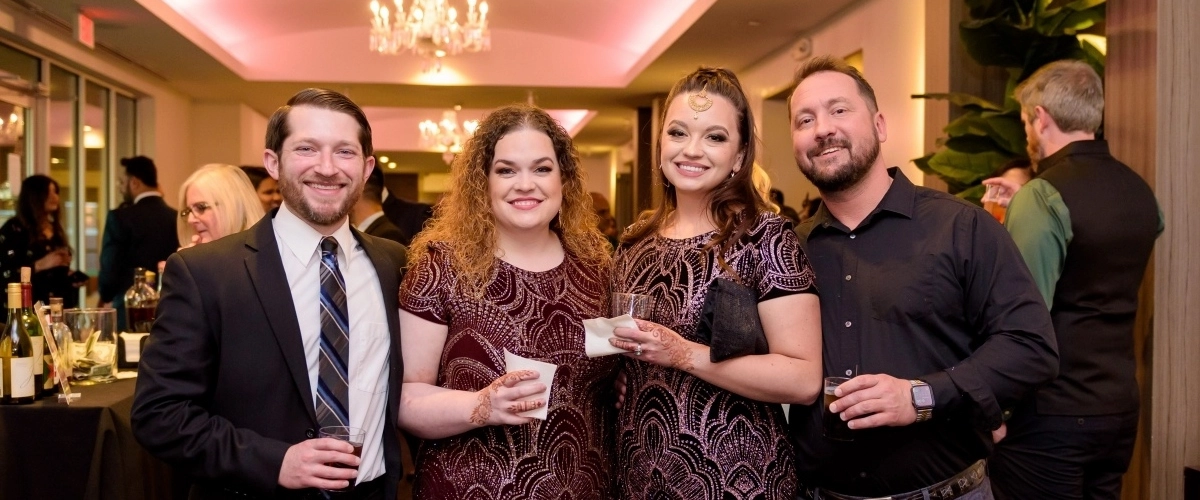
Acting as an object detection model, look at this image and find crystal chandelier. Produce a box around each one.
[420,106,479,163]
[369,0,491,72]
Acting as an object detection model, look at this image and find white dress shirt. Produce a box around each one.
[272,203,390,483]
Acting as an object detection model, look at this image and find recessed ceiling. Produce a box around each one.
[29,0,861,150]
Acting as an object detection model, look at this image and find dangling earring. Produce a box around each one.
[729,171,736,179]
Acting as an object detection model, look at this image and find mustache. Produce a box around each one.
[808,137,852,159]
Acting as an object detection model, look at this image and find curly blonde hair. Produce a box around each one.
[408,104,611,297]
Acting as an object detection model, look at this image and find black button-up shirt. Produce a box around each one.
[791,168,1058,495]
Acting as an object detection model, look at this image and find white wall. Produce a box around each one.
[740,0,928,208]
[580,150,616,206]
[239,104,269,166]
[189,101,270,169]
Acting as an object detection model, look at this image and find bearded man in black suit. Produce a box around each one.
[133,88,406,499]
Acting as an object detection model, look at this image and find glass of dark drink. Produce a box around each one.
[823,376,854,441]
[319,426,365,493]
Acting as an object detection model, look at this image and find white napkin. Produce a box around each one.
[503,349,557,420]
[119,332,150,363]
[582,314,639,358]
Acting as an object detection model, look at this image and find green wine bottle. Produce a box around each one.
[2,283,36,405]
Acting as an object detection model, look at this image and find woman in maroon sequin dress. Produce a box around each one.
[608,68,823,499]
[397,104,617,499]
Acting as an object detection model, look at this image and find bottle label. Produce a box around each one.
[31,336,44,375]
[9,357,35,398]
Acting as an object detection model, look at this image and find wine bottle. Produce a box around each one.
[2,283,36,404]
[19,267,49,398]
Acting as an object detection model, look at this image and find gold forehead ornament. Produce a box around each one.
[687,86,713,119]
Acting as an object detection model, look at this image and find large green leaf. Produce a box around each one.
[955,184,988,205]
[925,148,1011,186]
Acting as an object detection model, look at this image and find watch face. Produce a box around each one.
[913,386,934,407]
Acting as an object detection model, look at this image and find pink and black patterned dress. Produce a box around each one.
[613,213,818,499]
[399,243,618,499]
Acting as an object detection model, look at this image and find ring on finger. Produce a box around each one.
[635,343,643,356]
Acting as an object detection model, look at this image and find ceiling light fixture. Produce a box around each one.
[369,0,491,73]
[419,105,479,164]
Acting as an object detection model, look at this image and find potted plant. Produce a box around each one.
[914,0,1106,201]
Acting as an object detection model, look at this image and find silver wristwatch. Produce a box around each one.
[910,379,934,422]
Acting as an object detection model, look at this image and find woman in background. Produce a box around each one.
[177,164,265,247]
[609,67,822,499]
[0,175,84,307]
[239,165,282,213]
[397,104,617,499]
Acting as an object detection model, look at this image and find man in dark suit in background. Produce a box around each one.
[98,155,179,329]
[380,179,431,247]
[352,168,409,247]
[133,88,406,499]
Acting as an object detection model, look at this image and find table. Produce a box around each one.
[0,378,178,500]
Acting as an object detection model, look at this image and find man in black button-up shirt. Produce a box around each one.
[786,55,1058,499]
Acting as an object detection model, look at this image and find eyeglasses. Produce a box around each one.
[180,202,215,218]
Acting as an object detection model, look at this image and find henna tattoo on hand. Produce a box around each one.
[508,400,543,413]
[648,325,695,371]
[470,372,531,426]
[469,390,493,426]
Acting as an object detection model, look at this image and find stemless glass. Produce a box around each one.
[611,292,655,320]
[319,426,365,493]
[63,308,118,385]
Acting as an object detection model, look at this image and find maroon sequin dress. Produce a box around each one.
[399,243,618,499]
[613,213,818,499]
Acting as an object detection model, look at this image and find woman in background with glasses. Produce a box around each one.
[177,164,265,247]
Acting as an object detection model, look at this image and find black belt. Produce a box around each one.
[803,460,987,500]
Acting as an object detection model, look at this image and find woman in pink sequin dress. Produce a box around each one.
[608,68,824,499]
[396,104,617,499]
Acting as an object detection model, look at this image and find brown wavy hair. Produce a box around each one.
[408,104,610,297]
[622,67,770,279]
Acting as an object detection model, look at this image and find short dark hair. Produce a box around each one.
[265,88,373,158]
[788,55,880,116]
[362,166,385,204]
[120,156,159,187]
[239,166,269,189]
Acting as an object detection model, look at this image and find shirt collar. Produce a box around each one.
[1037,139,1109,174]
[808,167,915,233]
[133,191,163,204]
[274,201,357,268]
[356,211,386,233]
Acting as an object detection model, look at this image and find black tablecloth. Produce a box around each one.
[0,377,176,499]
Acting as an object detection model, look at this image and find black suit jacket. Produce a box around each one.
[380,195,432,246]
[98,195,180,302]
[131,214,406,499]
[364,214,408,247]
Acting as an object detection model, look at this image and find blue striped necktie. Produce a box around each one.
[315,236,350,427]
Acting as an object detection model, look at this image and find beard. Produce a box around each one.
[1026,133,1043,163]
[278,169,361,227]
[797,131,880,194]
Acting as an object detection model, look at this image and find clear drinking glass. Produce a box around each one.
[63,308,118,385]
[319,426,365,492]
[611,292,655,320]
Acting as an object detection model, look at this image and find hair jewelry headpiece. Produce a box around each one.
[687,85,713,119]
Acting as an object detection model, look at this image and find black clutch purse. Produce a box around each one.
[695,277,769,362]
